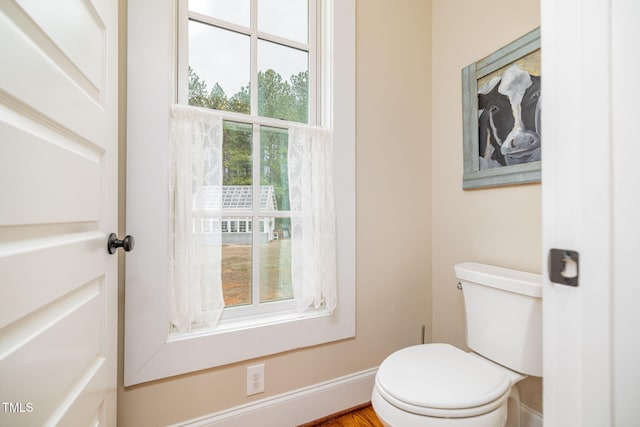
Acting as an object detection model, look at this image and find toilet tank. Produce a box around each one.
[455,262,542,377]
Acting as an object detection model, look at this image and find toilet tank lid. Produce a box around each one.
[455,262,542,297]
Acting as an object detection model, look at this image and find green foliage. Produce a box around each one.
[187,66,308,122]
[228,86,250,114]
[260,128,289,211]
[289,71,309,123]
[258,69,308,123]
[188,67,211,108]
[188,67,250,112]
[188,67,308,209]
[222,123,252,186]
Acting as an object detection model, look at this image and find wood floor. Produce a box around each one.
[299,404,384,427]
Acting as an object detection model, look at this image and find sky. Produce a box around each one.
[188,0,309,97]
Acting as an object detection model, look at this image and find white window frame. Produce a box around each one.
[124,0,355,386]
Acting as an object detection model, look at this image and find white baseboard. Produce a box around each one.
[520,404,543,427]
[171,367,542,427]
[171,368,378,427]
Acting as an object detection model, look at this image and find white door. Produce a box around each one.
[0,0,118,426]
[542,0,640,425]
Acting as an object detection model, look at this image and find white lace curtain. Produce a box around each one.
[169,105,225,333]
[168,108,337,332]
[288,124,337,313]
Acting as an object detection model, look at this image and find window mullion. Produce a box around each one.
[309,0,318,125]
[250,0,260,308]
[252,123,261,307]
[255,31,310,52]
[188,12,253,37]
[250,0,258,116]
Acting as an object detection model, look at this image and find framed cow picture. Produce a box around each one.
[462,27,541,189]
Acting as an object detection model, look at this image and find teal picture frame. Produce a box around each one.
[462,27,541,190]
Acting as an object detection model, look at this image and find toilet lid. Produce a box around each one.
[375,343,512,417]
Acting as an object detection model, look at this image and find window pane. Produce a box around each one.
[189,0,250,27]
[260,217,292,303]
[222,122,253,211]
[222,217,252,307]
[189,21,250,114]
[258,0,308,44]
[258,40,308,123]
[260,126,289,211]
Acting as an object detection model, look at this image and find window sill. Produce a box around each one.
[124,305,353,386]
[168,307,331,341]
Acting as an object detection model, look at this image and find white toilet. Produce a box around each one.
[372,262,542,427]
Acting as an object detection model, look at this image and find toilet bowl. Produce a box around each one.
[372,263,542,427]
[372,344,525,427]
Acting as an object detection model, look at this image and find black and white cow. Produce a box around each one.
[478,65,541,169]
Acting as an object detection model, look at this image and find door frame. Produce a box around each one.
[542,0,640,425]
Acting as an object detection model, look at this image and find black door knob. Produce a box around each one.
[108,233,135,254]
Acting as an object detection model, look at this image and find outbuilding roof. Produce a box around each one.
[195,185,277,211]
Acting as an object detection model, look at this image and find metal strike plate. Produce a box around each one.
[548,249,579,286]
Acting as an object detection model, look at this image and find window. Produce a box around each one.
[185,0,314,123]
[124,0,354,386]
[178,0,319,321]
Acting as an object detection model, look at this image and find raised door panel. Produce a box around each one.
[0,0,117,425]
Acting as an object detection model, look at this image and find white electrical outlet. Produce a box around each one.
[246,364,265,396]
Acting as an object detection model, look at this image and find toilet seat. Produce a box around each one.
[375,343,513,418]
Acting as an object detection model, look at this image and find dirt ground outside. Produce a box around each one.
[221,239,293,306]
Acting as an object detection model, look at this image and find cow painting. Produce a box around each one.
[478,64,541,170]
